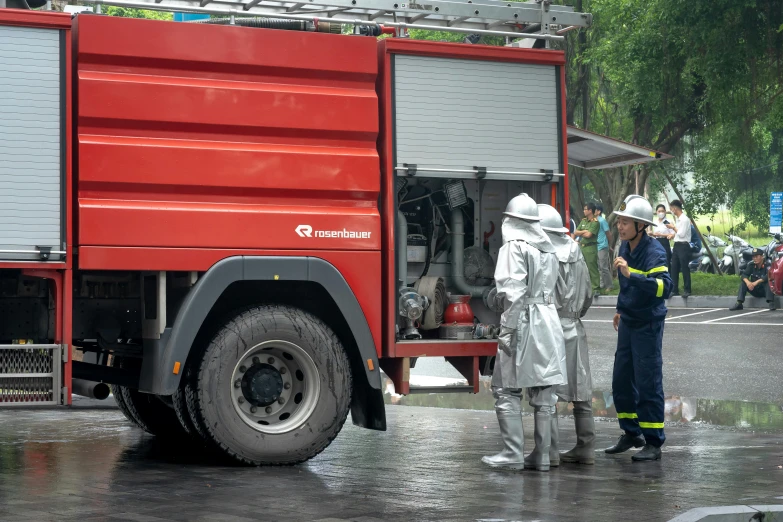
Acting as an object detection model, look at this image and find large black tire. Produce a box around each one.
[111,356,188,438]
[110,357,138,426]
[120,387,189,438]
[184,304,352,465]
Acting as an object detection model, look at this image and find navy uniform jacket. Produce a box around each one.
[616,232,673,324]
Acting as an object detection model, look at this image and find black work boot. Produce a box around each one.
[604,433,645,454]
[729,301,744,311]
[631,444,662,462]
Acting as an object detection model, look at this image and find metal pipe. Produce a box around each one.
[72,378,111,401]
[450,209,493,297]
[91,0,566,40]
[556,25,580,35]
[397,210,408,288]
[0,250,66,255]
[394,167,565,177]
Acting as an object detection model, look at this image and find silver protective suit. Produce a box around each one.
[547,231,594,402]
[491,217,566,389]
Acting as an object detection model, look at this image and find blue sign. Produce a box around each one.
[173,13,210,22]
[771,192,783,234]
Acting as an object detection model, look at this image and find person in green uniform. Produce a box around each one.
[574,202,601,294]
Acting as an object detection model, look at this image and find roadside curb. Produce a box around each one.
[668,505,783,522]
[593,295,780,309]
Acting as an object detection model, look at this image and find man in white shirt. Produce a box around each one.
[666,199,691,297]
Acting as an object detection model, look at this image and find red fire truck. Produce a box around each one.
[0,0,602,464]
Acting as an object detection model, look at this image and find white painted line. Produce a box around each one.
[581,319,783,326]
[667,309,721,320]
[703,309,769,323]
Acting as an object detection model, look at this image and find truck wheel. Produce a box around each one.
[120,387,188,438]
[110,357,138,427]
[111,356,188,437]
[186,304,352,465]
[173,367,206,440]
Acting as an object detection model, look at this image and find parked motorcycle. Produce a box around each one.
[720,233,752,275]
[689,226,727,273]
[766,233,783,297]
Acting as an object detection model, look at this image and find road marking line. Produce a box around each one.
[703,309,769,323]
[581,319,783,326]
[667,309,721,320]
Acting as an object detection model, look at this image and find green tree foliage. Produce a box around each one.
[569,0,783,232]
[104,5,173,20]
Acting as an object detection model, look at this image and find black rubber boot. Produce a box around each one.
[604,433,645,454]
[631,444,662,461]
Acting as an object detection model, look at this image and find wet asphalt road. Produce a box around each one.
[1,305,782,522]
[0,406,782,522]
[412,305,783,404]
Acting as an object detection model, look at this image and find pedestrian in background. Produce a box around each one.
[573,202,601,295]
[650,204,674,271]
[606,195,672,462]
[595,204,614,293]
[729,248,776,311]
[667,199,691,298]
[568,205,577,239]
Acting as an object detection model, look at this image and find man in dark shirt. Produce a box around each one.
[730,248,776,311]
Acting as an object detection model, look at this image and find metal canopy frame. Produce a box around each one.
[566,126,673,170]
[90,0,591,40]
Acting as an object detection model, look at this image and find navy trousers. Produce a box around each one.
[612,318,666,447]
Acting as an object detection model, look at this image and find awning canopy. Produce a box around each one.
[567,126,673,170]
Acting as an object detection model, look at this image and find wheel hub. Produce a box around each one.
[241,364,283,407]
[230,340,321,435]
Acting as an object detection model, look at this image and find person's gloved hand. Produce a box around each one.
[483,286,503,313]
[498,326,515,356]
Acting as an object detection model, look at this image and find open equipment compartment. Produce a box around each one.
[379,39,568,361]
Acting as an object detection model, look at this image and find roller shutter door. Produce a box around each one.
[0,25,63,261]
[393,54,561,180]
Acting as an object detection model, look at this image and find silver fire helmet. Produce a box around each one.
[503,193,541,222]
[612,195,655,226]
[537,204,569,233]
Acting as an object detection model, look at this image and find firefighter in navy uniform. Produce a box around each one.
[604,195,673,462]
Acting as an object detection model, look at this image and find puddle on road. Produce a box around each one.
[382,375,783,430]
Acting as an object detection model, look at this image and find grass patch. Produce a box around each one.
[601,272,741,296]
[693,211,772,247]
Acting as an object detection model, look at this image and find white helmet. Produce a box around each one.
[503,193,541,221]
[613,195,655,226]
[537,204,569,233]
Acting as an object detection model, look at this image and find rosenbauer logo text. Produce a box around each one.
[295,225,372,239]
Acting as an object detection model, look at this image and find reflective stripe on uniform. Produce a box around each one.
[617,412,638,419]
[656,279,664,297]
[628,265,668,277]
[639,421,664,429]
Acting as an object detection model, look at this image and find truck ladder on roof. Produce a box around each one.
[91,0,591,41]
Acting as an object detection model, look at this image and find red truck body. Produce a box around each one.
[0,8,571,464]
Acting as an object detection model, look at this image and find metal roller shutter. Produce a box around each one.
[0,25,63,261]
[393,54,561,180]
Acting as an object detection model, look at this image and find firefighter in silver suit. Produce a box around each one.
[538,204,596,466]
[481,193,566,472]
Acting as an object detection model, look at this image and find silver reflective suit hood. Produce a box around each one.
[544,230,594,403]
[500,216,555,253]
